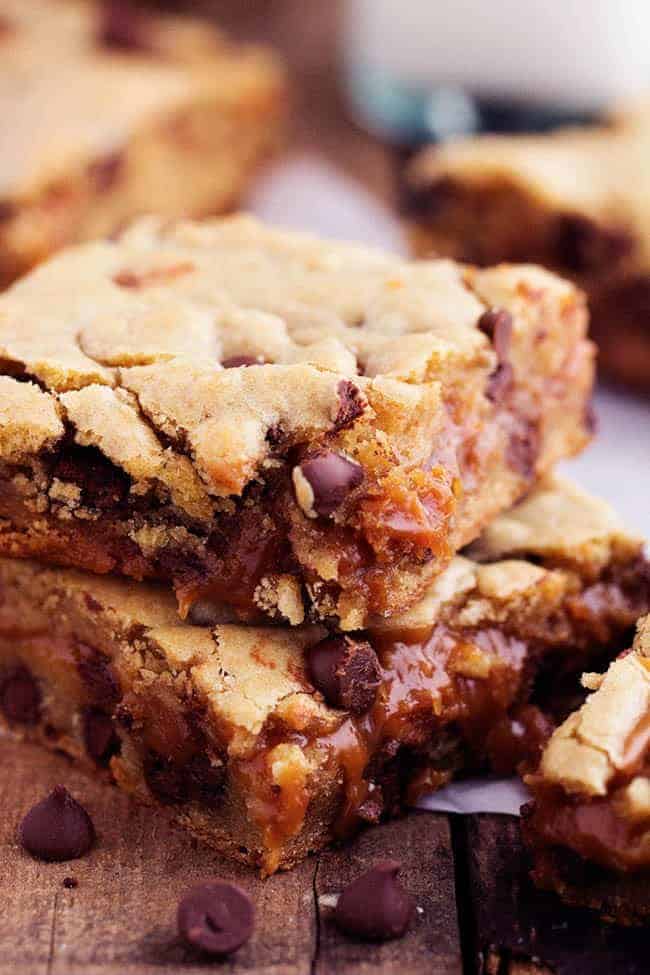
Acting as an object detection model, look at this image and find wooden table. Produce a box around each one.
[1,738,646,975]
[1,3,646,972]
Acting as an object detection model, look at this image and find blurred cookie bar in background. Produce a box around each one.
[0,0,286,286]
[403,100,650,391]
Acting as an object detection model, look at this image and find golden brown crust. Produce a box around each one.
[0,216,594,627]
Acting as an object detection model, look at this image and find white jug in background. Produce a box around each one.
[343,0,650,140]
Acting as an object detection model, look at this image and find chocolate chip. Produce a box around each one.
[84,593,103,613]
[177,881,254,956]
[63,877,78,889]
[294,450,364,518]
[478,309,512,361]
[221,355,264,369]
[334,861,413,941]
[584,400,599,436]
[306,636,381,714]
[334,379,365,431]
[0,200,15,223]
[19,786,95,862]
[88,152,124,193]
[399,174,461,220]
[555,214,634,274]
[77,644,120,705]
[52,445,131,511]
[98,1,152,53]
[144,752,225,806]
[486,361,514,403]
[0,667,40,724]
[83,709,120,765]
[507,419,541,480]
[478,309,514,403]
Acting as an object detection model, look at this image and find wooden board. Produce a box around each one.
[457,816,649,975]
[0,739,461,975]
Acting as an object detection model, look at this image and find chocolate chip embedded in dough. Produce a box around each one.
[0,667,40,724]
[507,418,541,480]
[83,708,120,765]
[98,1,152,53]
[177,881,254,956]
[88,152,124,193]
[221,355,264,369]
[77,644,120,705]
[306,635,381,714]
[19,786,95,862]
[478,308,513,361]
[478,308,514,402]
[293,450,364,518]
[334,861,413,941]
[334,379,365,431]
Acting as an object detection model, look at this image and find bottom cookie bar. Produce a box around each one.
[523,615,650,925]
[1,478,648,874]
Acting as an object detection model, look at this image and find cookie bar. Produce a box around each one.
[403,112,650,389]
[0,216,594,629]
[1,477,647,874]
[0,0,285,286]
[523,615,650,925]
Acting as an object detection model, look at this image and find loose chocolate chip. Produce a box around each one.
[177,881,254,956]
[334,380,365,431]
[19,786,95,862]
[77,644,120,705]
[83,709,120,765]
[334,861,413,941]
[0,667,40,724]
[98,0,151,53]
[306,636,381,714]
[221,355,264,369]
[295,450,364,518]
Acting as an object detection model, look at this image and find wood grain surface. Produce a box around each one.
[3,739,648,974]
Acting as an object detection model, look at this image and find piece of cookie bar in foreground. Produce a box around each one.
[1,477,647,874]
[0,0,286,286]
[523,615,650,926]
[403,115,650,389]
[0,216,594,629]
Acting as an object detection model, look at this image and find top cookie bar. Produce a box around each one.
[0,216,594,628]
[0,0,286,284]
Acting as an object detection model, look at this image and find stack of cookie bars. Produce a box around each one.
[0,1,648,883]
[1,212,648,874]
